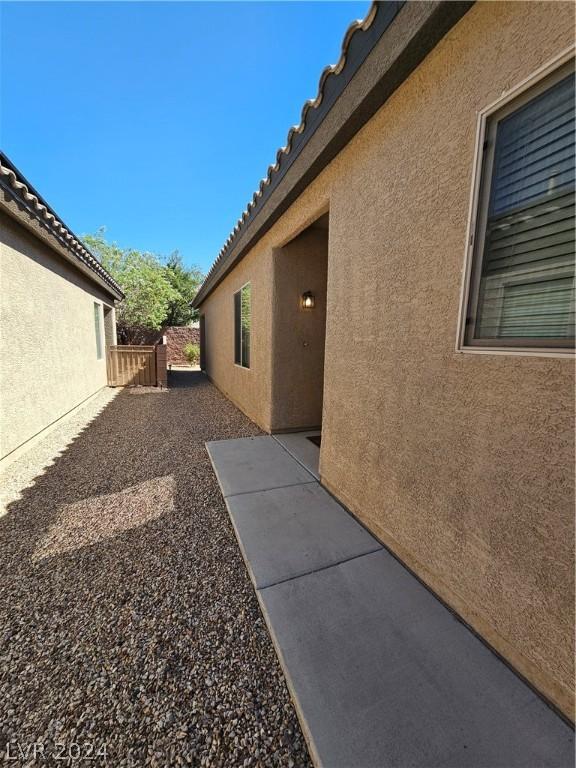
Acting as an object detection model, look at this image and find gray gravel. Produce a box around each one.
[0,372,312,767]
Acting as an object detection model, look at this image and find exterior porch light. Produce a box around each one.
[301,291,315,309]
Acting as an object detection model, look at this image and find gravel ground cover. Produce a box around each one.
[0,373,312,767]
[0,388,118,518]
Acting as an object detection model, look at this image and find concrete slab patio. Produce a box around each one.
[206,435,575,768]
[207,435,315,497]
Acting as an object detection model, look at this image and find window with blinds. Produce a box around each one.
[234,283,251,367]
[466,63,575,349]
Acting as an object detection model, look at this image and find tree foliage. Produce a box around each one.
[83,229,203,342]
[183,342,200,365]
[164,252,204,326]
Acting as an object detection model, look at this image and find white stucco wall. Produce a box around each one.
[0,212,117,461]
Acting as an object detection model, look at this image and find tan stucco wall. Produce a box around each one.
[200,244,275,431]
[271,228,328,431]
[0,212,116,461]
[198,2,575,716]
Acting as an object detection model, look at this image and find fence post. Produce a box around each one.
[156,343,168,388]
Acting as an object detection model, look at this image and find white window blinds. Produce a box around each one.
[470,69,575,346]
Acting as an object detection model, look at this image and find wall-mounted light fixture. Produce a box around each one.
[301,291,315,309]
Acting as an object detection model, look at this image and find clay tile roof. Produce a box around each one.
[0,151,124,299]
[196,0,394,301]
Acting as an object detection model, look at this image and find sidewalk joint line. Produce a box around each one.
[257,546,382,591]
[224,480,317,499]
[271,435,319,480]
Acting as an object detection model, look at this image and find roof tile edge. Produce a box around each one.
[198,0,381,297]
[0,155,124,299]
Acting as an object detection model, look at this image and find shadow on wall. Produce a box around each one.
[0,389,120,517]
[271,220,329,432]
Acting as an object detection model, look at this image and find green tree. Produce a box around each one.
[164,252,204,326]
[84,228,183,342]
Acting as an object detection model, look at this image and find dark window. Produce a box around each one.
[200,315,206,371]
[234,291,241,364]
[234,283,251,367]
[465,65,575,349]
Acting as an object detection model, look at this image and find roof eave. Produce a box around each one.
[0,152,125,301]
[193,0,474,308]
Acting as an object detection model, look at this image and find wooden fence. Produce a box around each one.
[107,345,157,386]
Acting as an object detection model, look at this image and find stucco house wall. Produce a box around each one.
[320,2,575,719]
[200,244,275,430]
[0,211,117,462]
[196,1,575,717]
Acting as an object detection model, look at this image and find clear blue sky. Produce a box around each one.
[1,1,369,273]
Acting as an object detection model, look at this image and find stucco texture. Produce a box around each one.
[200,244,275,430]
[1,212,115,461]
[198,2,575,717]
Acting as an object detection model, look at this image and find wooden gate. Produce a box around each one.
[107,345,156,386]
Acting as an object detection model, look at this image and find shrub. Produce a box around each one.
[184,342,200,365]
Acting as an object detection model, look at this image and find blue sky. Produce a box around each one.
[1,1,370,273]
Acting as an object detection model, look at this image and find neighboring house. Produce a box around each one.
[0,152,124,465]
[193,1,575,720]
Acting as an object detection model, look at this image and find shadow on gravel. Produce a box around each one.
[168,370,207,389]
[0,372,311,767]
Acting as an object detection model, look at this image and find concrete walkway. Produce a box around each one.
[206,435,574,768]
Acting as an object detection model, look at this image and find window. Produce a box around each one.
[200,314,206,371]
[464,62,575,350]
[94,302,103,359]
[103,305,114,347]
[234,283,251,368]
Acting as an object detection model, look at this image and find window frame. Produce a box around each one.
[456,46,575,357]
[199,314,206,371]
[94,302,104,360]
[233,282,251,369]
